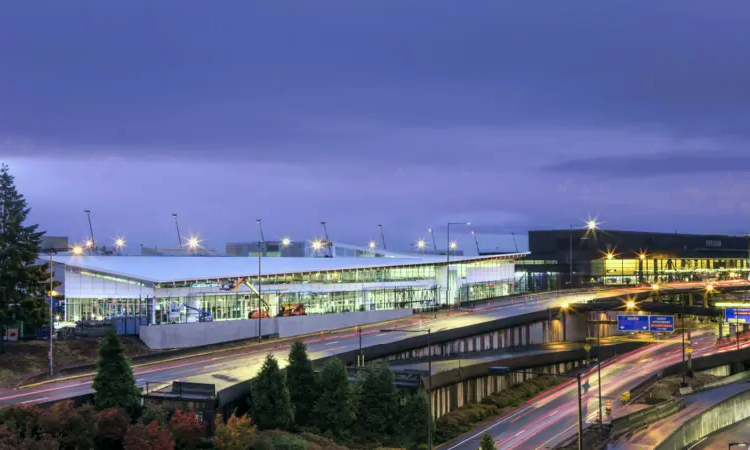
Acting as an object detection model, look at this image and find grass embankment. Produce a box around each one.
[435,375,563,445]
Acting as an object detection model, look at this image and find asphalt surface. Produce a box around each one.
[0,282,743,409]
[437,328,747,450]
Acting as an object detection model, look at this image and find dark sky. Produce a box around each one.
[3,1,750,253]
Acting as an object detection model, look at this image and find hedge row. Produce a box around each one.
[434,375,563,444]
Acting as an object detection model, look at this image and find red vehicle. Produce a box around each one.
[279,304,306,317]
[250,309,269,319]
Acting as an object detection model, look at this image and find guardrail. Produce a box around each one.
[610,397,685,440]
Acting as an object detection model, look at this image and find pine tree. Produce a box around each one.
[355,364,399,444]
[0,163,52,342]
[286,339,319,428]
[92,330,141,417]
[251,353,293,431]
[479,432,495,450]
[400,390,431,450]
[312,358,355,438]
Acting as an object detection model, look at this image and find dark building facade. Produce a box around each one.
[517,229,749,290]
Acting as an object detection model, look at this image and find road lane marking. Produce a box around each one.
[203,363,222,370]
[20,397,48,404]
[324,341,339,345]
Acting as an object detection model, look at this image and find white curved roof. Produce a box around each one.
[45,253,528,284]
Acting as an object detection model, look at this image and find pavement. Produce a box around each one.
[690,416,750,449]
[437,328,738,450]
[609,382,750,450]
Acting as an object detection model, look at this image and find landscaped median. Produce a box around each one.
[434,375,563,445]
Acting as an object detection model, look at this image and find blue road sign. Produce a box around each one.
[725,308,750,324]
[649,315,675,333]
[617,315,650,331]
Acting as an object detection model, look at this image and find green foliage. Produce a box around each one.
[251,353,294,431]
[92,330,141,417]
[213,413,256,450]
[400,390,431,450]
[37,401,97,450]
[354,364,399,445]
[0,403,42,441]
[140,404,168,427]
[286,340,319,428]
[0,163,52,330]
[312,358,355,439]
[479,433,495,450]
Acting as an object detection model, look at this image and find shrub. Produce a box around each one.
[123,421,174,450]
[95,408,131,450]
[0,404,42,441]
[0,426,19,447]
[168,409,205,449]
[270,434,306,450]
[213,413,256,450]
[479,433,495,450]
[37,401,97,450]
[140,404,168,427]
[18,435,60,450]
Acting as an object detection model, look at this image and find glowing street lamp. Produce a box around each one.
[627,301,636,309]
[115,238,125,248]
[187,237,200,249]
[706,284,715,292]
[652,284,660,291]
[281,237,291,247]
[416,239,426,251]
[311,240,323,252]
[561,302,569,309]
[72,246,83,255]
[368,240,376,250]
[587,220,598,230]
[606,253,614,260]
[449,241,457,250]
[639,253,646,260]
[85,240,94,249]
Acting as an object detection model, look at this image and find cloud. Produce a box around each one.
[544,151,750,178]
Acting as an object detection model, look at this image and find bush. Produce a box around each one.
[95,408,131,450]
[37,401,97,450]
[213,413,256,450]
[0,404,42,441]
[168,409,205,449]
[140,404,168,427]
[270,434,307,450]
[123,421,174,450]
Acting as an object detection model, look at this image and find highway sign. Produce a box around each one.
[617,315,649,331]
[649,315,675,333]
[725,307,750,324]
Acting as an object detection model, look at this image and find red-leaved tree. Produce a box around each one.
[123,422,174,450]
[95,408,131,449]
[36,401,96,450]
[168,410,205,449]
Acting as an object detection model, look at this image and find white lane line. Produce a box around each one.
[21,396,48,404]
[445,404,535,449]
[375,333,387,337]
[686,436,708,450]
[203,363,222,370]
[324,341,339,345]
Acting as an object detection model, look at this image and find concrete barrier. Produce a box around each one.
[139,309,413,349]
[610,398,685,439]
[657,388,750,450]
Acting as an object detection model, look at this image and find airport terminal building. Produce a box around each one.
[46,252,526,326]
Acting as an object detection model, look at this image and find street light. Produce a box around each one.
[311,240,323,253]
[380,328,433,449]
[471,230,480,254]
[428,228,437,252]
[627,301,636,309]
[417,239,426,252]
[491,366,584,450]
[369,240,377,250]
[281,237,291,247]
[187,237,200,250]
[84,210,96,254]
[570,220,599,289]
[172,213,182,248]
[72,246,83,255]
[447,222,470,309]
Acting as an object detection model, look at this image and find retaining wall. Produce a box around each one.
[140,309,412,349]
[657,388,750,450]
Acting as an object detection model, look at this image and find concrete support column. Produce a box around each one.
[703,292,709,308]
[688,293,694,306]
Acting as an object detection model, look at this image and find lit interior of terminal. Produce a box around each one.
[50,254,524,324]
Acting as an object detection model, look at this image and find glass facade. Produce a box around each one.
[593,257,749,285]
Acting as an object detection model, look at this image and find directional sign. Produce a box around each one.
[725,308,750,324]
[617,315,650,331]
[649,315,675,333]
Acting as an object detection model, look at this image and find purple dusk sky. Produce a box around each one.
[2,1,750,254]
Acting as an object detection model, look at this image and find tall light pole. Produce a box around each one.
[84,210,96,253]
[428,228,437,252]
[380,328,432,449]
[447,222,470,309]
[172,213,183,248]
[320,221,331,257]
[257,219,264,342]
[46,246,69,376]
[379,224,387,250]
[471,230,480,254]
[570,220,598,288]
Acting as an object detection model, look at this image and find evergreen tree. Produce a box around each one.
[355,364,399,444]
[286,339,319,428]
[0,163,52,343]
[251,353,293,431]
[92,330,141,417]
[400,390,431,450]
[479,432,495,450]
[312,358,355,438]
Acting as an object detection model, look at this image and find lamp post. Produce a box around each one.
[379,224,387,250]
[570,220,599,289]
[471,231,480,254]
[380,328,432,449]
[46,246,70,376]
[257,219,264,342]
[172,213,183,248]
[84,210,96,254]
[428,228,437,252]
[447,222,470,309]
[320,221,331,257]
[491,367,584,450]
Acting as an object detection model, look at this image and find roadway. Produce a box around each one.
[438,328,748,450]
[690,416,750,449]
[0,282,742,408]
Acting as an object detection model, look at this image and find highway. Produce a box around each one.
[0,283,743,409]
[690,416,750,449]
[439,328,743,450]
